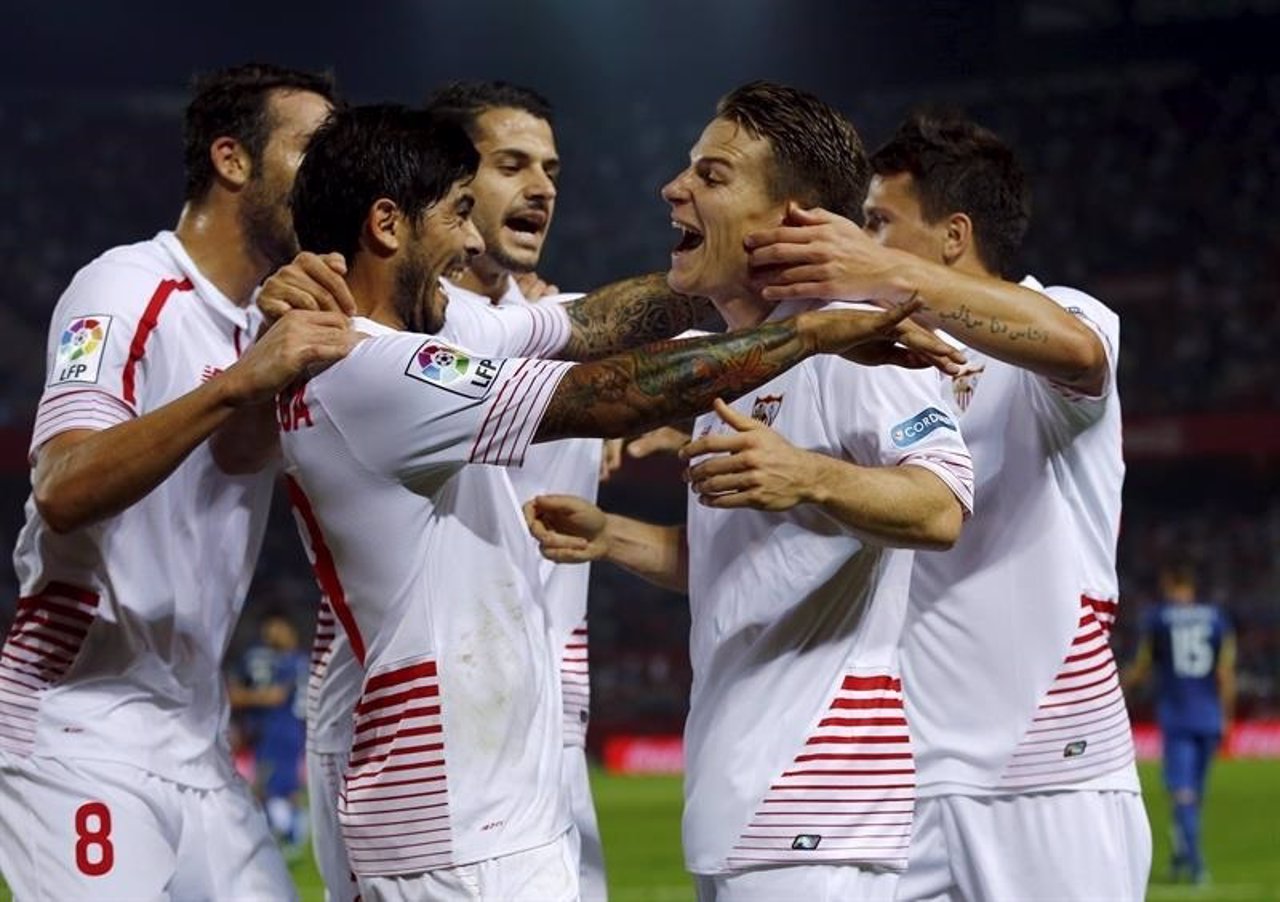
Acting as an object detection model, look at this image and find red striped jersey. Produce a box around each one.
[281,317,574,876]
[902,279,1139,798]
[682,300,975,877]
[3,232,273,788]
[302,281,588,759]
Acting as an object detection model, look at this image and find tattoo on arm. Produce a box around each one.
[538,321,810,441]
[937,303,986,331]
[558,273,718,361]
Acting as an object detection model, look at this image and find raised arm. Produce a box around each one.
[556,273,716,361]
[535,300,940,442]
[747,205,1107,394]
[35,311,354,533]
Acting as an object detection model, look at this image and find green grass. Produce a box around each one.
[5,761,1279,900]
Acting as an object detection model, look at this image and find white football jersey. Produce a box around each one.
[443,279,601,748]
[0,232,273,788]
[902,277,1137,797]
[682,300,975,877]
[302,283,575,757]
[281,317,576,877]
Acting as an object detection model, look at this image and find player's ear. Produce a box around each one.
[364,198,402,256]
[210,136,252,190]
[942,212,972,266]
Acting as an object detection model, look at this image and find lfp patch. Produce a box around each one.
[890,406,956,448]
[405,340,502,399]
[50,315,112,386]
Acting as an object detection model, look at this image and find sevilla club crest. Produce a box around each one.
[950,362,985,413]
[751,394,784,427]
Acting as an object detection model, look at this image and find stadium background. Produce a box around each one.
[0,1,1276,898]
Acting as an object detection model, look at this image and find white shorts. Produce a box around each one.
[895,791,1151,902]
[563,744,608,902]
[695,864,897,901]
[360,830,578,902]
[307,746,358,902]
[0,750,293,901]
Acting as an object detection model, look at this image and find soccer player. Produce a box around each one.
[743,112,1151,899]
[525,83,975,902]
[0,64,351,900]
[426,79,611,901]
[229,612,310,851]
[281,101,955,901]
[1124,564,1235,884]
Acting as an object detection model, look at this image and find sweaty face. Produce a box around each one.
[393,180,484,333]
[862,172,948,264]
[240,89,334,269]
[661,117,785,302]
[466,107,559,275]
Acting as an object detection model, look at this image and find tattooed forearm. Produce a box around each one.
[558,273,717,361]
[537,321,808,441]
[989,316,1050,343]
[937,303,986,331]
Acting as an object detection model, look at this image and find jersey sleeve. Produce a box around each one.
[313,331,576,489]
[436,288,572,359]
[1024,286,1120,433]
[30,257,185,458]
[815,356,975,516]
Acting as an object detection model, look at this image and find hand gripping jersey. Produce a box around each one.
[281,316,577,877]
[902,277,1138,797]
[681,299,975,876]
[1,232,273,788]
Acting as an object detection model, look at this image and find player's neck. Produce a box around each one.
[346,260,403,330]
[714,292,774,332]
[454,258,510,304]
[173,201,268,306]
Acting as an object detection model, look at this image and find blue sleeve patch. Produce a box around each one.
[890,406,956,448]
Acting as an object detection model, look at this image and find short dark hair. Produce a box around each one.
[871,112,1031,278]
[423,80,554,136]
[291,104,479,264]
[715,81,869,221]
[184,62,336,202]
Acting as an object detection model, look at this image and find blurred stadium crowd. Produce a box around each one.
[0,62,1275,744]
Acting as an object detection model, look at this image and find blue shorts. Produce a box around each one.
[1162,730,1221,795]
[256,746,303,798]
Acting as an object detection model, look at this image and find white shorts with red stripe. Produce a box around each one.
[360,830,578,902]
[695,862,897,901]
[307,746,359,902]
[895,791,1151,902]
[0,750,293,901]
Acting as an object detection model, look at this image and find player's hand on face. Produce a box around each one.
[514,271,560,301]
[746,202,906,305]
[681,399,820,512]
[258,252,357,321]
[523,495,609,563]
[222,310,357,405]
[598,439,624,482]
[626,426,692,460]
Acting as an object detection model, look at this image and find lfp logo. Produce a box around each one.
[891,406,956,448]
[52,315,112,385]
[406,340,501,399]
[416,343,469,384]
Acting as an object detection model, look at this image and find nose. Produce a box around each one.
[463,219,485,259]
[527,166,557,202]
[661,168,691,205]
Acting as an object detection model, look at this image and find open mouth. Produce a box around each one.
[505,209,547,237]
[442,255,469,281]
[671,220,704,254]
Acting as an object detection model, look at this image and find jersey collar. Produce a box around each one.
[154,231,257,333]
